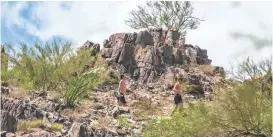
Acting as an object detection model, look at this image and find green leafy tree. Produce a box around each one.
[1,40,96,91]
[125,1,204,36]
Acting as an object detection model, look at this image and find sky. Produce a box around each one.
[1,1,272,70]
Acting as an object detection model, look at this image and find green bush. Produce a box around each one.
[1,41,95,91]
[142,58,272,137]
[63,68,102,108]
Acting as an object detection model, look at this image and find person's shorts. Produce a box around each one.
[117,94,127,104]
[174,93,183,105]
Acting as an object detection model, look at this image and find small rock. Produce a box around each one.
[116,129,127,135]
[112,107,119,119]
[55,131,62,137]
[0,131,7,137]
[91,103,105,110]
[119,107,130,114]
[106,128,118,136]
[1,86,9,94]
[61,129,68,134]
[6,132,16,137]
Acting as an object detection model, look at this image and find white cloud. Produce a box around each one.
[186,1,272,69]
[1,1,272,70]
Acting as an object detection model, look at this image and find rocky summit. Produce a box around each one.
[1,28,226,137]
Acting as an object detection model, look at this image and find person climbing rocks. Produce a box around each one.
[117,74,128,106]
[171,76,185,116]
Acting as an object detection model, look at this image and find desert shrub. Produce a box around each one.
[142,58,272,137]
[142,102,212,137]
[1,41,96,91]
[63,68,102,108]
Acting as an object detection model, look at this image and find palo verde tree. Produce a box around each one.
[125,1,204,37]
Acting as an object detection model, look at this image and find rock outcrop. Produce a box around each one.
[1,97,43,119]
[99,28,221,97]
[100,28,213,85]
[1,110,17,133]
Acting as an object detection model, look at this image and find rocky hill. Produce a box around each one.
[1,28,226,137]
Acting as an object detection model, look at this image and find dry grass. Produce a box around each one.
[198,65,214,75]
[9,86,30,99]
[95,116,113,128]
[17,120,44,131]
[50,123,63,131]
[60,99,91,121]
[50,91,63,102]
[18,120,63,132]
[131,98,160,121]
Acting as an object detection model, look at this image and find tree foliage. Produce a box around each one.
[125,1,204,36]
[1,40,97,91]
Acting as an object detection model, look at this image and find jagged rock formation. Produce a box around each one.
[79,40,101,56]
[1,97,43,119]
[98,28,224,97]
[100,28,214,84]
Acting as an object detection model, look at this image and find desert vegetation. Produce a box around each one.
[1,1,271,137]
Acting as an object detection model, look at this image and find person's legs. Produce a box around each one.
[178,103,183,112]
[171,105,178,116]
[172,94,182,116]
[120,95,127,106]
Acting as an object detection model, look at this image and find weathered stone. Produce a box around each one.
[6,132,16,137]
[118,43,133,65]
[1,97,43,119]
[68,122,91,137]
[173,48,183,65]
[1,86,9,94]
[103,39,110,48]
[79,40,100,56]
[1,110,17,133]
[91,103,105,110]
[135,30,154,46]
[213,66,225,77]
[101,48,113,58]
[116,129,127,135]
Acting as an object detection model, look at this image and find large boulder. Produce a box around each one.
[1,97,43,119]
[1,110,17,133]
